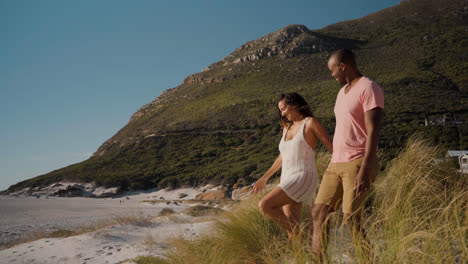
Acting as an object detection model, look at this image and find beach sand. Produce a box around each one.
[0,215,213,264]
[0,188,216,264]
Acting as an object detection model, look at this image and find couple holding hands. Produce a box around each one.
[252,48,384,259]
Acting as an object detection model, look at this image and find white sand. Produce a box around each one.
[0,215,213,264]
[0,188,217,264]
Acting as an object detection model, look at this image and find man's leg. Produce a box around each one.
[341,157,379,262]
[311,203,333,257]
[311,162,342,259]
[258,187,300,240]
[344,212,373,262]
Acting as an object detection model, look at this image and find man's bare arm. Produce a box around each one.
[354,107,383,195]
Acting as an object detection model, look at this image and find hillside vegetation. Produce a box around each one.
[130,137,468,263]
[6,0,468,193]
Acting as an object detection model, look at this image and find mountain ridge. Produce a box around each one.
[5,0,468,194]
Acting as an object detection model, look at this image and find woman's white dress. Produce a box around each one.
[278,117,318,205]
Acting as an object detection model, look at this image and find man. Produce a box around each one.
[311,49,384,261]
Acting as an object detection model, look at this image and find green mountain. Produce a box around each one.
[6,0,468,193]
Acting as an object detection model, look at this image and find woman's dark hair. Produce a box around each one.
[278,92,314,129]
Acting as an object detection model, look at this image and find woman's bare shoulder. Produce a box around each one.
[304,117,317,134]
[306,116,318,127]
[307,117,326,131]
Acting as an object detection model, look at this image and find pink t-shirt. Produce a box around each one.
[331,77,384,163]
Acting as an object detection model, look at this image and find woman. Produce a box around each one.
[253,92,333,241]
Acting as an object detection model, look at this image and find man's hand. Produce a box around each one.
[354,167,371,196]
[252,177,267,194]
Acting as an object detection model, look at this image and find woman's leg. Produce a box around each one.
[258,187,300,240]
[282,202,302,241]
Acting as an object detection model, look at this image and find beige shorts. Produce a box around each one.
[315,156,379,214]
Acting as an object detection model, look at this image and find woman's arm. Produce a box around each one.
[310,118,333,154]
[252,154,282,194]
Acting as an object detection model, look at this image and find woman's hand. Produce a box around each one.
[252,177,267,194]
[252,154,282,195]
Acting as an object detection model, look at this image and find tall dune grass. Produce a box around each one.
[367,136,467,263]
[143,136,467,263]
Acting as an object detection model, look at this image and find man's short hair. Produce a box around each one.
[330,49,357,66]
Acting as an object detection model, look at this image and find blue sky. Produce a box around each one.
[1,0,401,191]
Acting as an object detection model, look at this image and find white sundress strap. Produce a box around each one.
[281,125,287,140]
[300,117,309,133]
[283,122,292,135]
